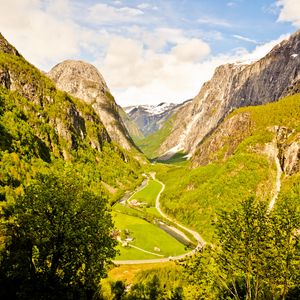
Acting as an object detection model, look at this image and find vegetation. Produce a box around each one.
[0,49,144,205]
[103,264,186,300]
[106,194,300,300]
[156,151,273,242]
[157,151,189,166]
[128,179,162,207]
[113,211,187,260]
[182,195,300,299]
[155,93,300,241]
[0,172,117,299]
[137,114,177,159]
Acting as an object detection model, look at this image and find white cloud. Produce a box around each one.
[0,0,82,70]
[233,34,259,44]
[171,39,210,62]
[227,2,236,7]
[137,3,151,10]
[235,33,290,63]
[88,3,144,24]
[99,32,291,106]
[197,17,231,27]
[276,0,300,26]
[0,0,293,109]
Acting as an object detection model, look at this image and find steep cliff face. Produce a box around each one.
[117,105,144,142]
[47,60,136,151]
[192,92,300,178]
[158,30,300,157]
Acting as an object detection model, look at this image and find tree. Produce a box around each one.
[0,172,117,299]
[183,196,300,299]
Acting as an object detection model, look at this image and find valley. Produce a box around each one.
[112,173,201,263]
[0,21,300,299]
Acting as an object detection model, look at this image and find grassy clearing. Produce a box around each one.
[129,179,162,207]
[113,211,187,260]
[108,262,175,283]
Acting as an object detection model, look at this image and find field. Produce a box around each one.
[128,179,162,206]
[113,211,187,260]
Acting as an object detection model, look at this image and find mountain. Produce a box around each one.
[117,105,144,143]
[123,101,188,136]
[0,33,143,202]
[157,91,300,243]
[152,30,300,159]
[47,60,136,151]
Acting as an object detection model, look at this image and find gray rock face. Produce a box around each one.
[158,30,300,157]
[47,60,135,150]
[276,126,300,175]
[192,112,253,167]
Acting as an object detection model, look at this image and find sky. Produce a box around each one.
[0,0,299,106]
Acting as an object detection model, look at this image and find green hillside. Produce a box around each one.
[136,114,177,159]
[0,46,144,204]
[117,105,144,144]
[156,93,300,241]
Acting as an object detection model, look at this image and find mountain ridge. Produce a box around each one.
[123,101,190,137]
[150,30,300,159]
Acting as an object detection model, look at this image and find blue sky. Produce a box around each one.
[0,0,299,106]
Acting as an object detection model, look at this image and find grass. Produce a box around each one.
[152,93,300,242]
[129,179,162,206]
[108,262,175,284]
[113,211,188,260]
[137,114,176,159]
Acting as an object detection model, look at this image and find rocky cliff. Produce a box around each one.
[118,105,144,142]
[191,92,300,178]
[157,30,300,158]
[47,60,136,151]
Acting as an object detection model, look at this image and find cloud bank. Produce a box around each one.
[0,0,296,106]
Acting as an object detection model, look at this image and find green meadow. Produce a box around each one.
[128,179,162,207]
[113,211,187,260]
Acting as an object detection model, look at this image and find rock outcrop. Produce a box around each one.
[47,60,136,151]
[157,30,300,158]
[276,126,300,175]
[192,112,253,166]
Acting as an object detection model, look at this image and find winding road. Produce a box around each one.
[113,173,205,265]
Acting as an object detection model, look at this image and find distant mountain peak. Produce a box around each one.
[123,101,189,136]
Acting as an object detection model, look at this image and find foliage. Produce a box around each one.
[128,179,162,207]
[0,49,144,204]
[0,172,117,299]
[157,152,273,242]
[137,114,177,159]
[155,93,300,242]
[183,196,300,299]
[113,211,187,260]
